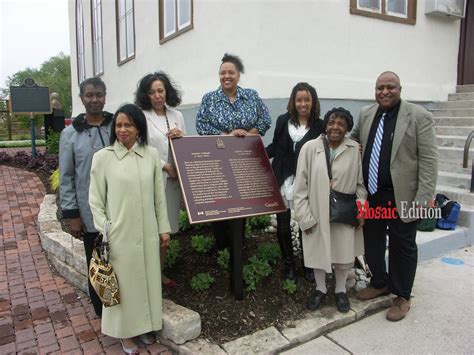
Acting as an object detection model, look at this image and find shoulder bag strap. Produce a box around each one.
[102,220,110,262]
[321,135,332,181]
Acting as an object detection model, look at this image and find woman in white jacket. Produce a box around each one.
[135,71,185,289]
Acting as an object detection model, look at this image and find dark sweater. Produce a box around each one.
[266,112,324,187]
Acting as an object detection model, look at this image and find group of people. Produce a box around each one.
[59,52,437,353]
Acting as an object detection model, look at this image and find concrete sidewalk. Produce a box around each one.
[282,246,474,354]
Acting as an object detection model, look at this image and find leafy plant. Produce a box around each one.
[243,256,272,292]
[244,222,252,239]
[45,131,61,154]
[164,239,181,270]
[248,215,271,231]
[178,209,209,232]
[0,151,58,174]
[0,151,12,163]
[49,168,60,192]
[190,272,215,292]
[178,210,191,232]
[217,248,230,270]
[282,279,297,295]
[257,243,281,265]
[191,234,214,253]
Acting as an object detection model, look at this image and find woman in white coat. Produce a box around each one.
[135,71,185,288]
[294,107,367,313]
[89,104,171,353]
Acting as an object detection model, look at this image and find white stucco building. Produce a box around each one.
[68,0,468,138]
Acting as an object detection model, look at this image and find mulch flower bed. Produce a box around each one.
[164,225,342,343]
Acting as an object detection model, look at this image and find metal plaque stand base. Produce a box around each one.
[229,218,244,300]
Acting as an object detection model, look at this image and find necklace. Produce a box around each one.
[164,112,170,132]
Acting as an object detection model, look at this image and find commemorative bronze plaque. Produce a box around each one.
[170,135,286,224]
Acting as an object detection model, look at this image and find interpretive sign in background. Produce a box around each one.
[10,78,50,114]
[171,135,286,224]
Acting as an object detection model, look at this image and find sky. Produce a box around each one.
[0,0,70,88]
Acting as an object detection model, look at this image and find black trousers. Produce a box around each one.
[83,232,103,316]
[276,209,294,261]
[212,218,246,250]
[363,190,418,299]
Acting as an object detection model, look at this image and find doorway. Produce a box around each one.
[458,0,474,85]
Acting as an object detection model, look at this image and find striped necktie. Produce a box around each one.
[368,113,386,195]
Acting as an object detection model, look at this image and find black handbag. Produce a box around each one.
[322,136,358,226]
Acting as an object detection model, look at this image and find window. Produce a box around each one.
[350,0,416,25]
[116,0,135,64]
[76,0,86,83]
[91,0,104,75]
[159,0,193,43]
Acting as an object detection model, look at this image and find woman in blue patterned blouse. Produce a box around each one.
[195,53,272,250]
[196,53,271,137]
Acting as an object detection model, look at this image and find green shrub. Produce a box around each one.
[49,168,60,192]
[164,239,181,269]
[217,248,230,270]
[257,243,281,265]
[191,234,214,253]
[190,272,215,292]
[45,131,61,154]
[243,256,272,292]
[244,222,252,239]
[0,140,45,148]
[178,210,191,232]
[248,215,271,231]
[282,279,297,295]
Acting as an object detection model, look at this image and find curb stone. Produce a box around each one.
[222,326,289,354]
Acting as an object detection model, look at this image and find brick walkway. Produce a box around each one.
[0,165,172,354]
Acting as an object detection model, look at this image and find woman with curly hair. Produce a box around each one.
[135,71,185,289]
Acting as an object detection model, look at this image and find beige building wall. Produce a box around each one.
[68,0,461,116]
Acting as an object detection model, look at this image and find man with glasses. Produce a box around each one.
[59,77,113,317]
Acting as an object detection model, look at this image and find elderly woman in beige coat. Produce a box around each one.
[89,104,170,354]
[294,107,367,313]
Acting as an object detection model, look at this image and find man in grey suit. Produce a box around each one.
[351,71,437,321]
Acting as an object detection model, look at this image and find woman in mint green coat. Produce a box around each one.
[89,104,171,353]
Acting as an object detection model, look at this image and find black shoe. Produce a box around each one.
[306,290,326,311]
[335,292,350,313]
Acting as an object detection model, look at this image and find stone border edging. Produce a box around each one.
[164,296,392,354]
[37,195,88,293]
[37,194,201,345]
